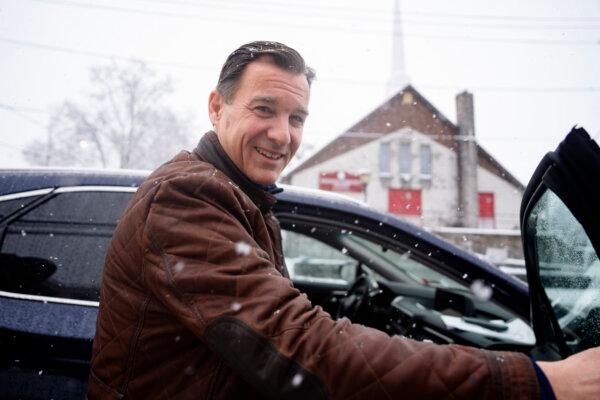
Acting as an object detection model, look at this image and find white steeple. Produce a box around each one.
[387,0,410,96]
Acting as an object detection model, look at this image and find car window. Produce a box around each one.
[346,234,467,290]
[281,223,467,291]
[0,196,43,220]
[527,188,600,352]
[282,229,357,284]
[0,190,132,302]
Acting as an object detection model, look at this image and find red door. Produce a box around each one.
[478,192,495,228]
[479,192,495,218]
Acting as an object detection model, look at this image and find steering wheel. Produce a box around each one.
[336,274,379,320]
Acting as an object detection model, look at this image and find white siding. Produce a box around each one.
[288,128,522,229]
[477,167,523,229]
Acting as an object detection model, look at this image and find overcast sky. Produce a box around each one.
[1,0,599,184]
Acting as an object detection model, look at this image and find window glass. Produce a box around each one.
[0,190,133,301]
[0,196,42,221]
[528,188,600,352]
[281,229,356,284]
[398,142,412,175]
[420,144,432,176]
[379,142,391,176]
[347,234,466,290]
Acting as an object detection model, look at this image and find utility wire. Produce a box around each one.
[119,0,600,30]
[313,76,600,93]
[2,37,600,94]
[0,103,47,114]
[137,0,600,23]
[0,104,47,127]
[30,0,600,44]
[0,37,210,71]
[0,140,28,152]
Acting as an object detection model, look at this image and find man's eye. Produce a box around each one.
[290,115,305,127]
[254,106,272,115]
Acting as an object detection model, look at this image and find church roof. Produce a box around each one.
[285,85,524,191]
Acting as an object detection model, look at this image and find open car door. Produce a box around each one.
[521,127,600,361]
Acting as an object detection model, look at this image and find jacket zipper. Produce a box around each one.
[207,358,225,400]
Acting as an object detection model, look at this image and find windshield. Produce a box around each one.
[346,233,467,290]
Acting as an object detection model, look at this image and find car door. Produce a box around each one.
[521,127,600,361]
[0,185,135,398]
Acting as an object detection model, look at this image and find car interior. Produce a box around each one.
[279,218,535,352]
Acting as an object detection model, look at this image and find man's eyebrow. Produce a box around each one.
[251,96,275,104]
[250,96,309,116]
[296,108,309,117]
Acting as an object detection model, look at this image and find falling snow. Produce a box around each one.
[470,279,493,300]
[235,241,252,256]
[231,302,242,312]
[174,261,185,273]
[291,373,304,387]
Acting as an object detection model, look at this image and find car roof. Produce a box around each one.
[0,167,148,195]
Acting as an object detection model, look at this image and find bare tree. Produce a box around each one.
[24,61,196,169]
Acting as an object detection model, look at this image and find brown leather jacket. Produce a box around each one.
[89,131,540,399]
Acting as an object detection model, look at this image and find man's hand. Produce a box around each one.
[538,347,600,400]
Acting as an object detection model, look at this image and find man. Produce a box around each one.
[89,41,599,399]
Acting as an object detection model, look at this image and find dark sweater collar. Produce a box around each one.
[193,131,279,213]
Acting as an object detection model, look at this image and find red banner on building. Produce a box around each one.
[389,189,422,216]
[319,171,364,192]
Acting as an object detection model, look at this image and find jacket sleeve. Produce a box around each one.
[141,173,540,400]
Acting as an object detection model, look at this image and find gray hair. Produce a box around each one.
[216,41,315,103]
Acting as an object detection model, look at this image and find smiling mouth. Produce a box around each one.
[255,147,284,160]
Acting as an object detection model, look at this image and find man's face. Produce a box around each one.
[209,58,310,185]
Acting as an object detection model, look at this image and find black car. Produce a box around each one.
[0,128,598,399]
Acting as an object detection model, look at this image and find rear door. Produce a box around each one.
[0,185,135,398]
[521,127,600,360]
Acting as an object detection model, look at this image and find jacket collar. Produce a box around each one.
[193,131,279,213]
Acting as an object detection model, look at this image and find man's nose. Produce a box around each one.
[267,116,291,147]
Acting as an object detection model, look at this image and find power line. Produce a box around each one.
[122,0,600,30]
[0,104,47,127]
[2,37,600,94]
[416,84,600,93]
[0,37,210,71]
[0,103,47,114]
[317,76,600,93]
[0,140,28,153]
[30,0,600,45]
[138,0,600,23]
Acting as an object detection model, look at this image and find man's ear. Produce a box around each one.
[208,90,223,129]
